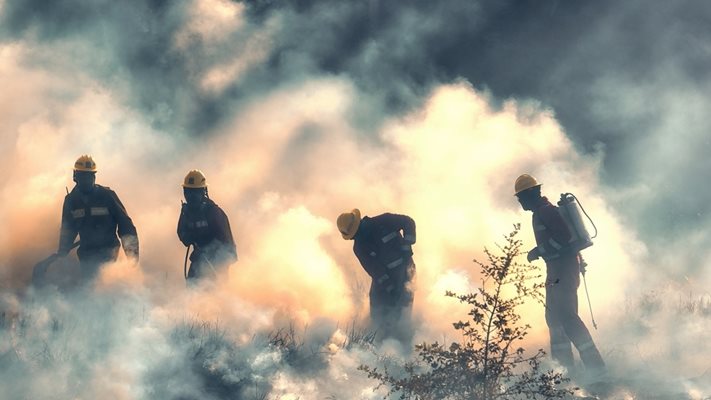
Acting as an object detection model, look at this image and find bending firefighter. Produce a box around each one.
[337,209,416,345]
[514,174,605,375]
[57,155,139,282]
[178,170,237,282]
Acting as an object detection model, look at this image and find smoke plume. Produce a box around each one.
[0,1,709,398]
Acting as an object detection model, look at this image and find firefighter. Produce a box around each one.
[57,155,139,282]
[177,170,237,282]
[514,174,605,375]
[337,209,416,345]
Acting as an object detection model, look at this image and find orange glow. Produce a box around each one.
[1,44,642,349]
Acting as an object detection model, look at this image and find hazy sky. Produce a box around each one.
[1,1,710,398]
[0,0,709,326]
[3,0,708,254]
[1,0,709,315]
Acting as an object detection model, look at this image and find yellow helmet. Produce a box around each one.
[514,174,541,195]
[183,169,208,188]
[337,208,361,240]
[73,155,97,172]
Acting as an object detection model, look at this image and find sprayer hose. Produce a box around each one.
[566,193,598,239]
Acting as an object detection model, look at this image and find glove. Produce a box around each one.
[402,234,415,255]
[121,235,140,262]
[577,254,587,275]
[179,232,195,247]
[403,233,416,245]
[526,247,540,262]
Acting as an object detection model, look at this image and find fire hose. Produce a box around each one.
[184,244,191,281]
[183,243,218,283]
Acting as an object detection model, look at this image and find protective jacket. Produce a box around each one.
[532,197,580,286]
[58,184,139,261]
[532,197,574,261]
[178,198,237,278]
[353,213,416,304]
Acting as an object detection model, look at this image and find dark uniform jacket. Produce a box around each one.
[532,197,579,286]
[177,198,237,271]
[59,185,139,260]
[353,213,416,300]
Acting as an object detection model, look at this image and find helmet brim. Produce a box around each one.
[514,183,542,196]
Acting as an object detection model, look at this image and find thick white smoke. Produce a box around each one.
[0,1,709,399]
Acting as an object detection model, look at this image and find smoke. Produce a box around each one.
[0,0,709,398]
[411,0,711,280]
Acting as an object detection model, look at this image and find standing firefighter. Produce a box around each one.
[514,174,605,376]
[58,155,139,282]
[337,209,416,344]
[178,170,237,283]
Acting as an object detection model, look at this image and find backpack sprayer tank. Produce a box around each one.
[557,192,600,329]
[557,193,596,252]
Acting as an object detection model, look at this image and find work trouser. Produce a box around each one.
[545,257,604,372]
[369,261,415,346]
[77,246,119,282]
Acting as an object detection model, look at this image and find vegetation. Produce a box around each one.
[360,225,575,399]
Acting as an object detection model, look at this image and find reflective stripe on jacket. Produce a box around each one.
[353,213,416,290]
[59,185,138,259]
